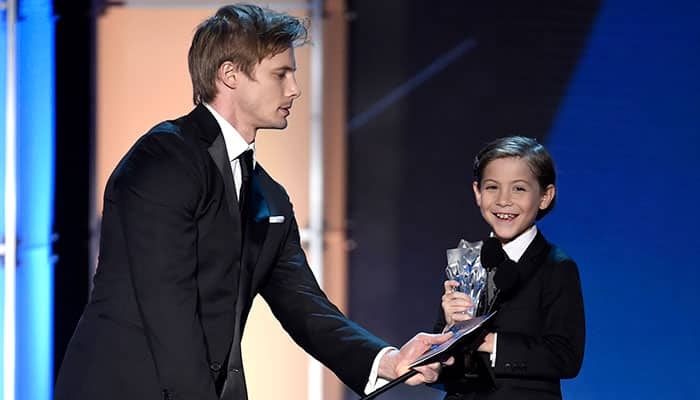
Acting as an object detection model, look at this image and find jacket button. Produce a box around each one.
[229,367,240,374]
[210,362,222,372]
[504,362,511,371]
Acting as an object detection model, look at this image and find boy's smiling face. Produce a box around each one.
[473,157,555,244]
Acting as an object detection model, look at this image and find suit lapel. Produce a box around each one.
[240,167,270,293]
[207,134,241,218]
[231,166,271,326]
[514,231,551,286]
[249,168,289,295]
[222,167,272,400]
[189,103,243,223]
[195,101,272,301]
[191,104,277,400]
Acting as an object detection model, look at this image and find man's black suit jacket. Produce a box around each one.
[434,231,585,400]
[55,105,388,400]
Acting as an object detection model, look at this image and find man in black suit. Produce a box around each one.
[54,4,450,400]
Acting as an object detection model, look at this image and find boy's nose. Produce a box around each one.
[496,192,512,206]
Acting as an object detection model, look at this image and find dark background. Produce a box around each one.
[345,0,699,399]
[52,1,700,400]
[346,1,599,399]
[52,0,94,386]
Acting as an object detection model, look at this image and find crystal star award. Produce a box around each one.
[445,240,487,316]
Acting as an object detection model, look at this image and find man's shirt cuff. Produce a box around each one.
[364,346,397,394]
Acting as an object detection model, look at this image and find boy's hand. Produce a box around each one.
[477,332,495,354]
[442,280,474,328]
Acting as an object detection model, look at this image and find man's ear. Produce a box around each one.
[539,184,556,210]
[218,61,238,90]
[472,181,482,207]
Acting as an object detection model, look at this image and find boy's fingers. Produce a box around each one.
[443,280,460,294]
[442,356,455,366]
[452,313,470,322]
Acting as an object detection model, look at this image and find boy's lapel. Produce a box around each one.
[515,231,551,284]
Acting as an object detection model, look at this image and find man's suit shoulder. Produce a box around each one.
[107,119,207,210]
[124,119,198,157]
[142,118,201,148]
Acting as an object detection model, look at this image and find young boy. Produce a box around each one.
[436,136,585,400]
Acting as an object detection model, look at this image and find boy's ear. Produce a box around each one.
[218,61,239,90]
[539,184,556,210]
[472,181,482,207]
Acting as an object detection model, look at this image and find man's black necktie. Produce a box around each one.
[238,149,254,212]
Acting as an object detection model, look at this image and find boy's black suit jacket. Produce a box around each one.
[55,104,388,400]
[434,231,585,400]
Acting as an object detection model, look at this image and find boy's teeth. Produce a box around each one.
[496,213,514,220]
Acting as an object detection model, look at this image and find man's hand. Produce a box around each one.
[442,280,474,328]
[377,332,454,385]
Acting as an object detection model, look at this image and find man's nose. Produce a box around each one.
[287,75,301,99]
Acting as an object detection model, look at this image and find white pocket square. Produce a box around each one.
[269,215,285,224]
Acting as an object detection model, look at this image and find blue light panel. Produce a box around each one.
[542,0,700,398]
[0,7,7,398]
[1,1,55,399]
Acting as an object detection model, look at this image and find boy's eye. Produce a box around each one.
[484,185,497,191]
[513,186,527,192]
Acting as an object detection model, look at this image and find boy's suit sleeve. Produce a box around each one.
[493,259,585,379]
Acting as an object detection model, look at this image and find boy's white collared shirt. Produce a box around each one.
[501,225,538,263]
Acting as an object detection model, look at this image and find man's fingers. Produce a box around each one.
[405,364,440,386]
[395,332,458,386]
[422,331,453,345]
[423,361,442,371]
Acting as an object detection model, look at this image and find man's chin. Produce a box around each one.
[261,120,288,131]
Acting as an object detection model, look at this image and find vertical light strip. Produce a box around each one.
[307,1,325,400]
[15,1,55,399]
[3,0,17,398]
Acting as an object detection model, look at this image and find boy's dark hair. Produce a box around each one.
[473,136,556,220]
[188,3,309,104]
